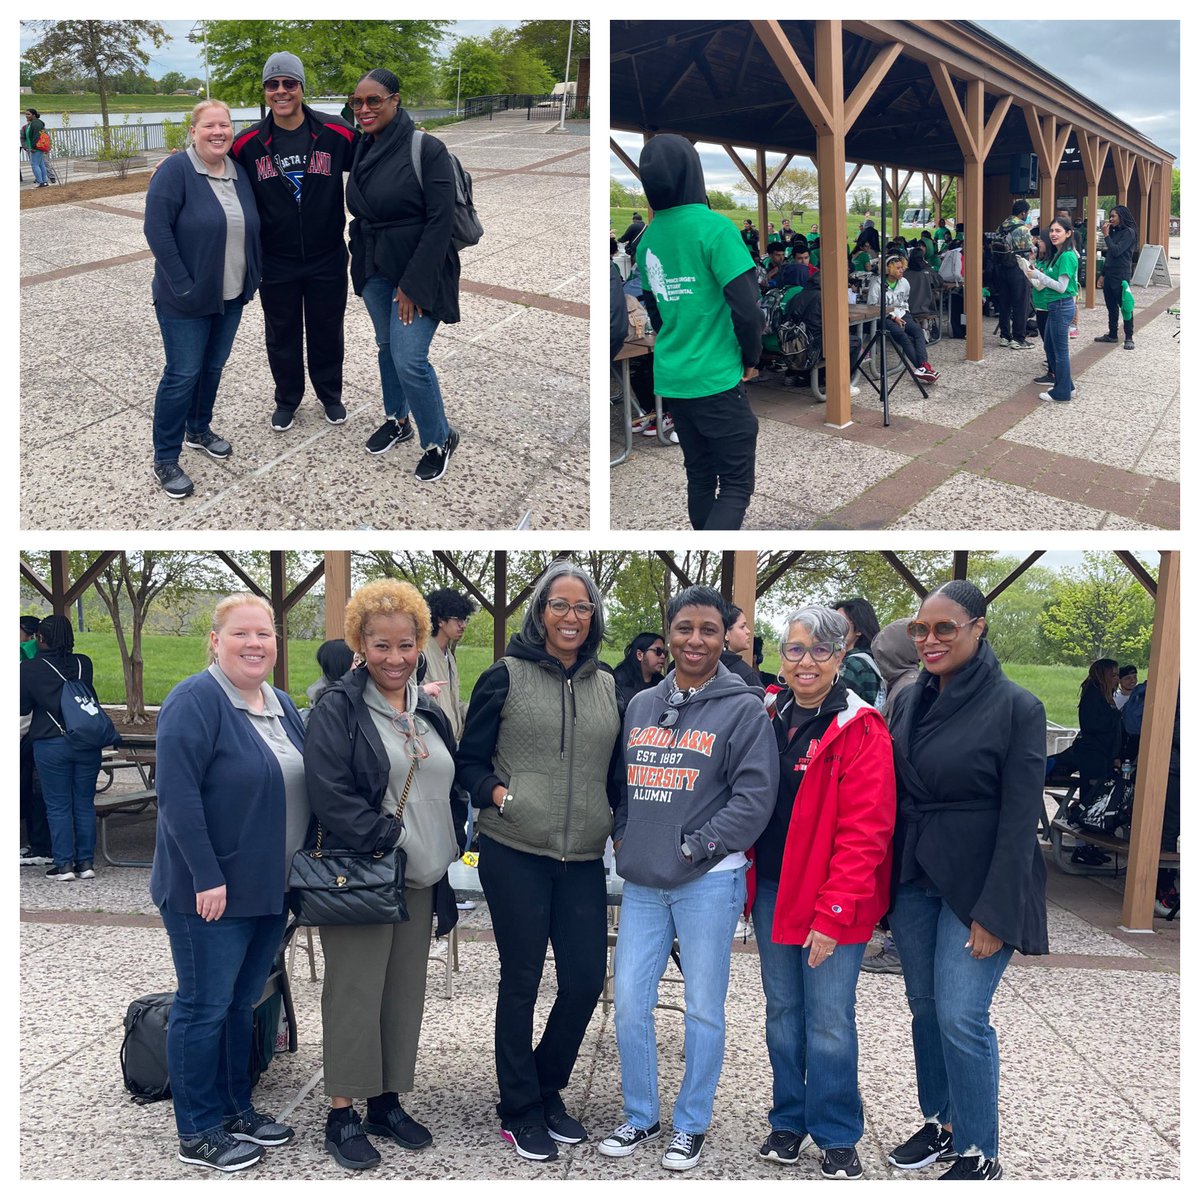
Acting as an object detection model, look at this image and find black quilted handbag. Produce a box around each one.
[288,761,415,927]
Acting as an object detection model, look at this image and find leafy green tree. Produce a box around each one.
[849,187,873,214]
[494,39,555,95]
[1040,553,1155,667]
[445,37,506,98]
[22,20,169,128]
[514,19,589,82]
[708,189,736,210]
[185,76,204,91]
[20,59,35,87]
[1171,168,1180,217]
[159,70,187,93]
[293,21,449,103]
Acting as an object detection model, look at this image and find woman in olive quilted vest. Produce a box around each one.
[456,561,622,1163]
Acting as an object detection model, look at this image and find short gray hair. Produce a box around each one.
[520,559,606,659]
[778,605,848,658]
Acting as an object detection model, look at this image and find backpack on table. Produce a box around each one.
[411,129,483,252]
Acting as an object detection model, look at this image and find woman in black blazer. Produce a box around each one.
[883,581,1047,1182]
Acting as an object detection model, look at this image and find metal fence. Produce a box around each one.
[462,93,587,120]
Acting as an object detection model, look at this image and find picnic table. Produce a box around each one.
[95,732,157,868]
[610,333,673,466]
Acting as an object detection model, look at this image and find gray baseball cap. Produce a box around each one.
[263,52,305,89]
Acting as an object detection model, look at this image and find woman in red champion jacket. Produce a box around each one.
[750,604,895,1181]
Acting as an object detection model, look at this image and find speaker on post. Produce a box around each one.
[1009,153,1039,194]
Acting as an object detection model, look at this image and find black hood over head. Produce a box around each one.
[639,134,709,212]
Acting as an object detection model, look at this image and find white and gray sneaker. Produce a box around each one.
[661,1129,705,1171]
[598,1120,662,1158]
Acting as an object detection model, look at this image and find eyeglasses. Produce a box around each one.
[657,687,695,728]
[389,711,429,761]
[264,78,301,92]
[349,93,396,111]
[907,618,979,642]
[545,599,596,618]
[781,640,840,663]
[644,646,666,657]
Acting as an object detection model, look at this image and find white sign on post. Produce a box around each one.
[1130,245,1172,288]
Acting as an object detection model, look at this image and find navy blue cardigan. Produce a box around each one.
[150,671,304,918]
[144,151,263,319]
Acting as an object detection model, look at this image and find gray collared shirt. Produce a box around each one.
[186,145,247,301]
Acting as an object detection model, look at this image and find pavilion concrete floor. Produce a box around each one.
[611,240,1180,531]
[19,113,589,532]
[20,803,1179,1181]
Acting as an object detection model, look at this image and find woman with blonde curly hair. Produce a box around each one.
[303,578,466,1170]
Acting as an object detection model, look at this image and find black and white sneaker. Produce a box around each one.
[888,1121,957,1169]
[414,426,459,483]
[661,1129,705,1171]
[178,1129,262,1172]
[545,1109,587,1144]
[183,429,232,459]
[365,416,414,455]
[270,406,295,432]
[1124,338,1135,350]
[939,1154,1002,1180]
[500,1123,558,1161]
[324,403,348,424]
[821,1146,863,1179]
[225,1108,294,1146]
[153,460,194,500]
[598,1120,662,1158]
[45,864,76,881]
[74,861,95,879]
[759,1129,812,1163]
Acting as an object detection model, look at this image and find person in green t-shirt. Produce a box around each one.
[1021,216,1078,402]
[932,217,950,246]
[635,134,763,531]
[1024,233,1069,395]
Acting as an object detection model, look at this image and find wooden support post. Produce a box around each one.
[1136,157,1152,256]
[756,147,769,254]
[891,166,900,237]
[492,552,507,663]
[1078,132,1109,312]
[323,551,351,640]
[731,551,757,669]
[269,551,288,691]
[50,552,69,618]
[1120,551,1179,931]
[1112,146,1134,207]
[1151,160,1169,253]
[952,551,969,580]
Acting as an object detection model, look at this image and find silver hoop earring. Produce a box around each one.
[776,671,786,685]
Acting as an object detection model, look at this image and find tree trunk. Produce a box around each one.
[127,617,148,723]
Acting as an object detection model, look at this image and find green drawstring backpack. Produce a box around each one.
[1120,280,1135,320]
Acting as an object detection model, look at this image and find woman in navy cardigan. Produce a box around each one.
[150,594,306,1174]
[143,99,262,501]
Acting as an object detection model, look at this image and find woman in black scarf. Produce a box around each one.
[347,68,461,482]
[883,581,1047,1181]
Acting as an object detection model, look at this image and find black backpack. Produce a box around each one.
[411,129,483,252]
[991,219,1024,267]
[42,658,118,751]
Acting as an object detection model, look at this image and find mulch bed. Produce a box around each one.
[21,172,151,209]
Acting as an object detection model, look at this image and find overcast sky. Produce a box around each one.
[611,20,1180,197]
[19,20,521,81]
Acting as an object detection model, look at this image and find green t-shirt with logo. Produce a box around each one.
[1040,247,1079,299]
[1029,259,1052,311]
[637,204,752,398]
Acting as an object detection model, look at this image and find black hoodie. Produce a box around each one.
[636,134,761,368]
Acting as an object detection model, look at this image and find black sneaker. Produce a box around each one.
[821,1146,863,1179]
[888,1121,957,1169]
[324,403,348,424]
[1124,337,1135,350]
[225,1108,295,1146]
[178,1129,262,1172]
[1033,373,1056,385]
[939,1154,1002,1180]
[500,1123,558,1161]
[1094,333,1119,343]
[545,1109,587,1145]
[598,1120,662,1158]
[759,1129,813,1163]
[45,864,75,881]
[153,460,194,500]
[860,944,903,974]
[325,1108,380,1171]
[365,416,414,455]
[270,406,295,432]
[363,1103,432,1150]
[184,429,232,459]
[74,860,95,880]
[414,426,459,483]
[1009,340,1036,350]
[661,1129,705,1171]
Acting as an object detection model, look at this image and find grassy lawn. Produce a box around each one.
[82,633,1084,727]
[23,94,202,113]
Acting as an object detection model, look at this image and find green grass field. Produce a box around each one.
[80,633,1083,727]
[23,93,203,114]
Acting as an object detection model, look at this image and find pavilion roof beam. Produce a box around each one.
[655,552,696,589]
[214,552,269,599]
[1115,551,1158,598]
[844,40,903,128]
[983,552,1045,605]
[649,53,697,117]
[610,20,728,62]
[609,137,640,180]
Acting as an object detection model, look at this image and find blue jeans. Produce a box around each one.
[887,883,1014,1160]
[31,736,100,869]
[30,149,49,185]
[159,906,288,1139]
[361,274,450,449]
[752,879,867,1148]
[1042,296,1075,400]
[152,298,246,462]
[613,865,746,1134]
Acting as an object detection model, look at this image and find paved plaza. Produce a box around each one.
[19,113,589,531]
[20,803,1179,1181]
[612,243,1180,531]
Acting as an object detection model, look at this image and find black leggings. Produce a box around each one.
[1102,273,1134,338]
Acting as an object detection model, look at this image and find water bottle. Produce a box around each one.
[1122,759,1133,782]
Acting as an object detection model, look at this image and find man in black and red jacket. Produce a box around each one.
[230,52,359,431]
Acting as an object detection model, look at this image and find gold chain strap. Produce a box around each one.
[311,758,418,860]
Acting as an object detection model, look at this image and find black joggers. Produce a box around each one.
[995,261,1032,343]
[477,835,607,1126]
[259,265,348,413]
[667,381,759,531]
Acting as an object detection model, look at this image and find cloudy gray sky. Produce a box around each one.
[19,20,521,81]
[612,20,1179,197]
